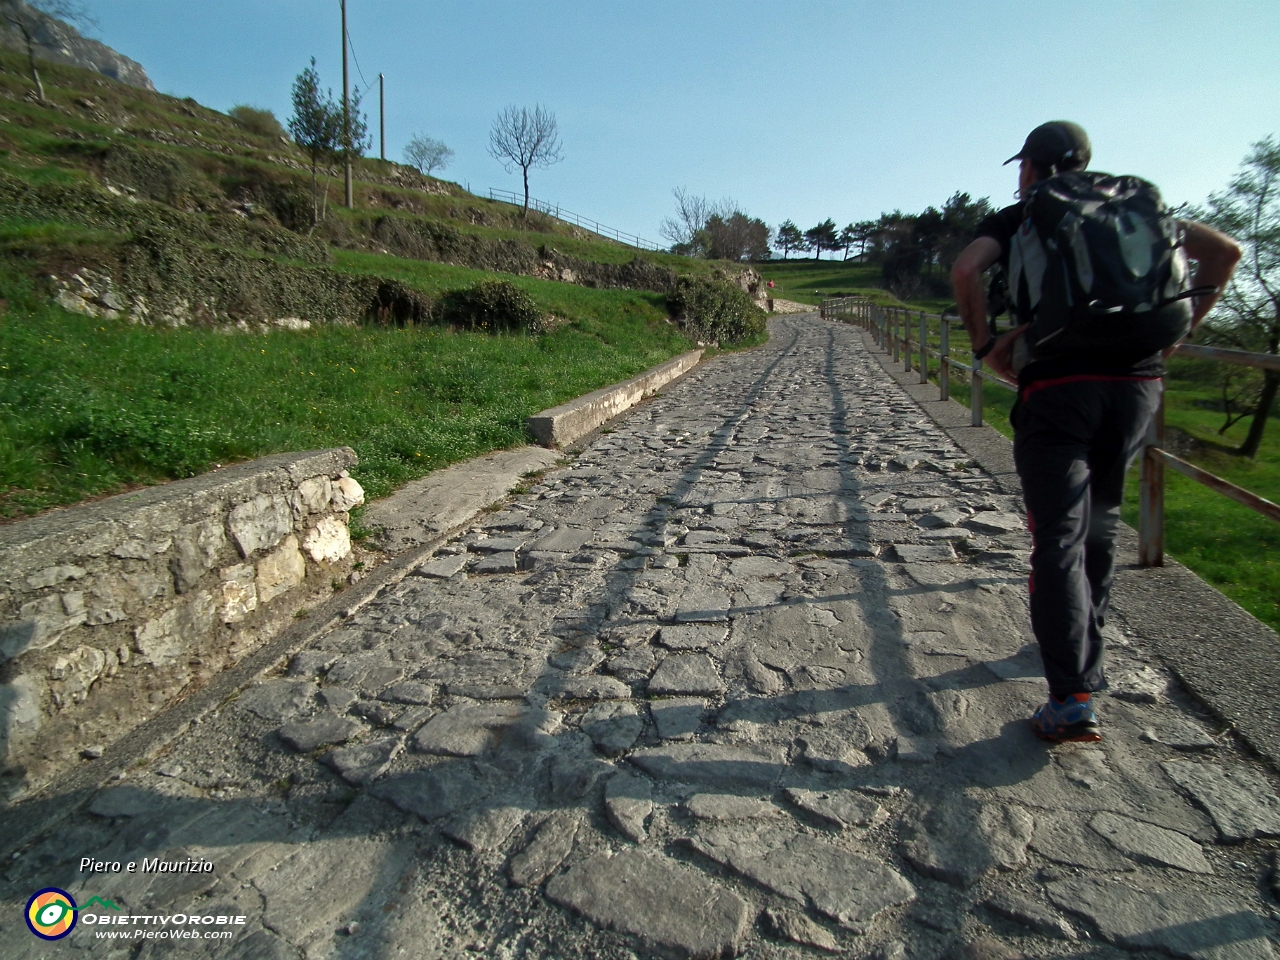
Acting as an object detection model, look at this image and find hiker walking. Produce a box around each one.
[951,121,1241,742]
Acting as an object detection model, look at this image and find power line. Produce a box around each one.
[339,0,374,95]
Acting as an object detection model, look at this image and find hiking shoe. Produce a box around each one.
[1031,693,1102,743]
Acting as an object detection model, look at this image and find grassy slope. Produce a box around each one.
[0,264,686,515]
[756,258,890,305]
[0,52,708,518]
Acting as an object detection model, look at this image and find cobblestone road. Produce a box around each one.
[6,314,1280,959]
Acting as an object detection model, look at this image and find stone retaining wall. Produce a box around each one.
[0,448,364,793]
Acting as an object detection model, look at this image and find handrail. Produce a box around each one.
[819,295,1280,567]
[487,188,664,252]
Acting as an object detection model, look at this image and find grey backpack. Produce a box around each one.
[1008,171,1210,363]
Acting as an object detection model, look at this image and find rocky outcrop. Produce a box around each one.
[0,0,153,90]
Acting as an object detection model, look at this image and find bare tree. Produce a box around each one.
[660,188,712,249]
[487,104,563,213]
[1,0,95,101]
[659,188,743,256]
[404,134,454,176]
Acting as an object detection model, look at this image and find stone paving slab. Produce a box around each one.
[6,313,1280,958]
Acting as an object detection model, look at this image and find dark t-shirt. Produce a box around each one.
[975,202,1164,385]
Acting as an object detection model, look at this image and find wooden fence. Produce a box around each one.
[820,295,1280,568]
[487,188,663,251]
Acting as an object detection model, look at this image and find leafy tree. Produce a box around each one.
[1195,136,1280,457]
[859,194,992,298]
[340,84,371,161]
[838,223,858,260]
[488,104,563,213]
[938,192,991,271]
[775,220,803,260]
[852,220,877,259]
[704,212,772,261]
[288,58,343,227]
[403,134,454,176]
[660,190,769,260]
[913,206,946,276]
[804,219,839,260]
[0,0,94,101]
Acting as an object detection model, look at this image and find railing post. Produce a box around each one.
[919,312,928,384]
[1139,392,1166,566]
[971,357,984,427]
[892,311,900,363]
[904,311,912,372]
[940,317,950,400]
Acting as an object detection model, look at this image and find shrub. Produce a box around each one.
[437,279,546,334]
[666,276,766,346]
[228,105,286,140]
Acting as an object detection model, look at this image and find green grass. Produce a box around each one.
[0,46,691,275]
[0,264,691,518]
[0,49,742,524]
[757,258,891,305]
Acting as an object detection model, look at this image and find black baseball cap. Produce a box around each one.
[1004,121,1091,169]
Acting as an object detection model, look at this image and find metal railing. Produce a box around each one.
[820,295,1280,568]
[487,188,664,252]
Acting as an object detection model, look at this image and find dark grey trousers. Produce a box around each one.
[1012,376,1163,696]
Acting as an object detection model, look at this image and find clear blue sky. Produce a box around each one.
[90,1,1280,248]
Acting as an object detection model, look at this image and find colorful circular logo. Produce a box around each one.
[25,888,78,940]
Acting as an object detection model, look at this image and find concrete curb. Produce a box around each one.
[527,348,704,447]
[855,321,1280,771]
[361,446,564,555]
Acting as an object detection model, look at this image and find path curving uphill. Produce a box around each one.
[4,314,1279,958]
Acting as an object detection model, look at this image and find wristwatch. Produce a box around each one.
[973,338,996,361]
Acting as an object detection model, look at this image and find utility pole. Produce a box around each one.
[379,73,385,161]
[341,0,352,208]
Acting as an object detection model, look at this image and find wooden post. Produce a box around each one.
[379,73,385,161]
[919,312,928,384]
[904,310,912,372]
[341,0,353,209]
[1139,392,1166,566]
[892,311,900,363]
[940,317,950,400]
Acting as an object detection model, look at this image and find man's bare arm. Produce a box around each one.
[1181,220,1241,328]
[950,237,1026,380]
[951,237,1002,348]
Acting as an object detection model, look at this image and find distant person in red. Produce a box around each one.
[951,122,1240,743]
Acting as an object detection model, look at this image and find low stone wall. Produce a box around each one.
[0,449,364,793]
